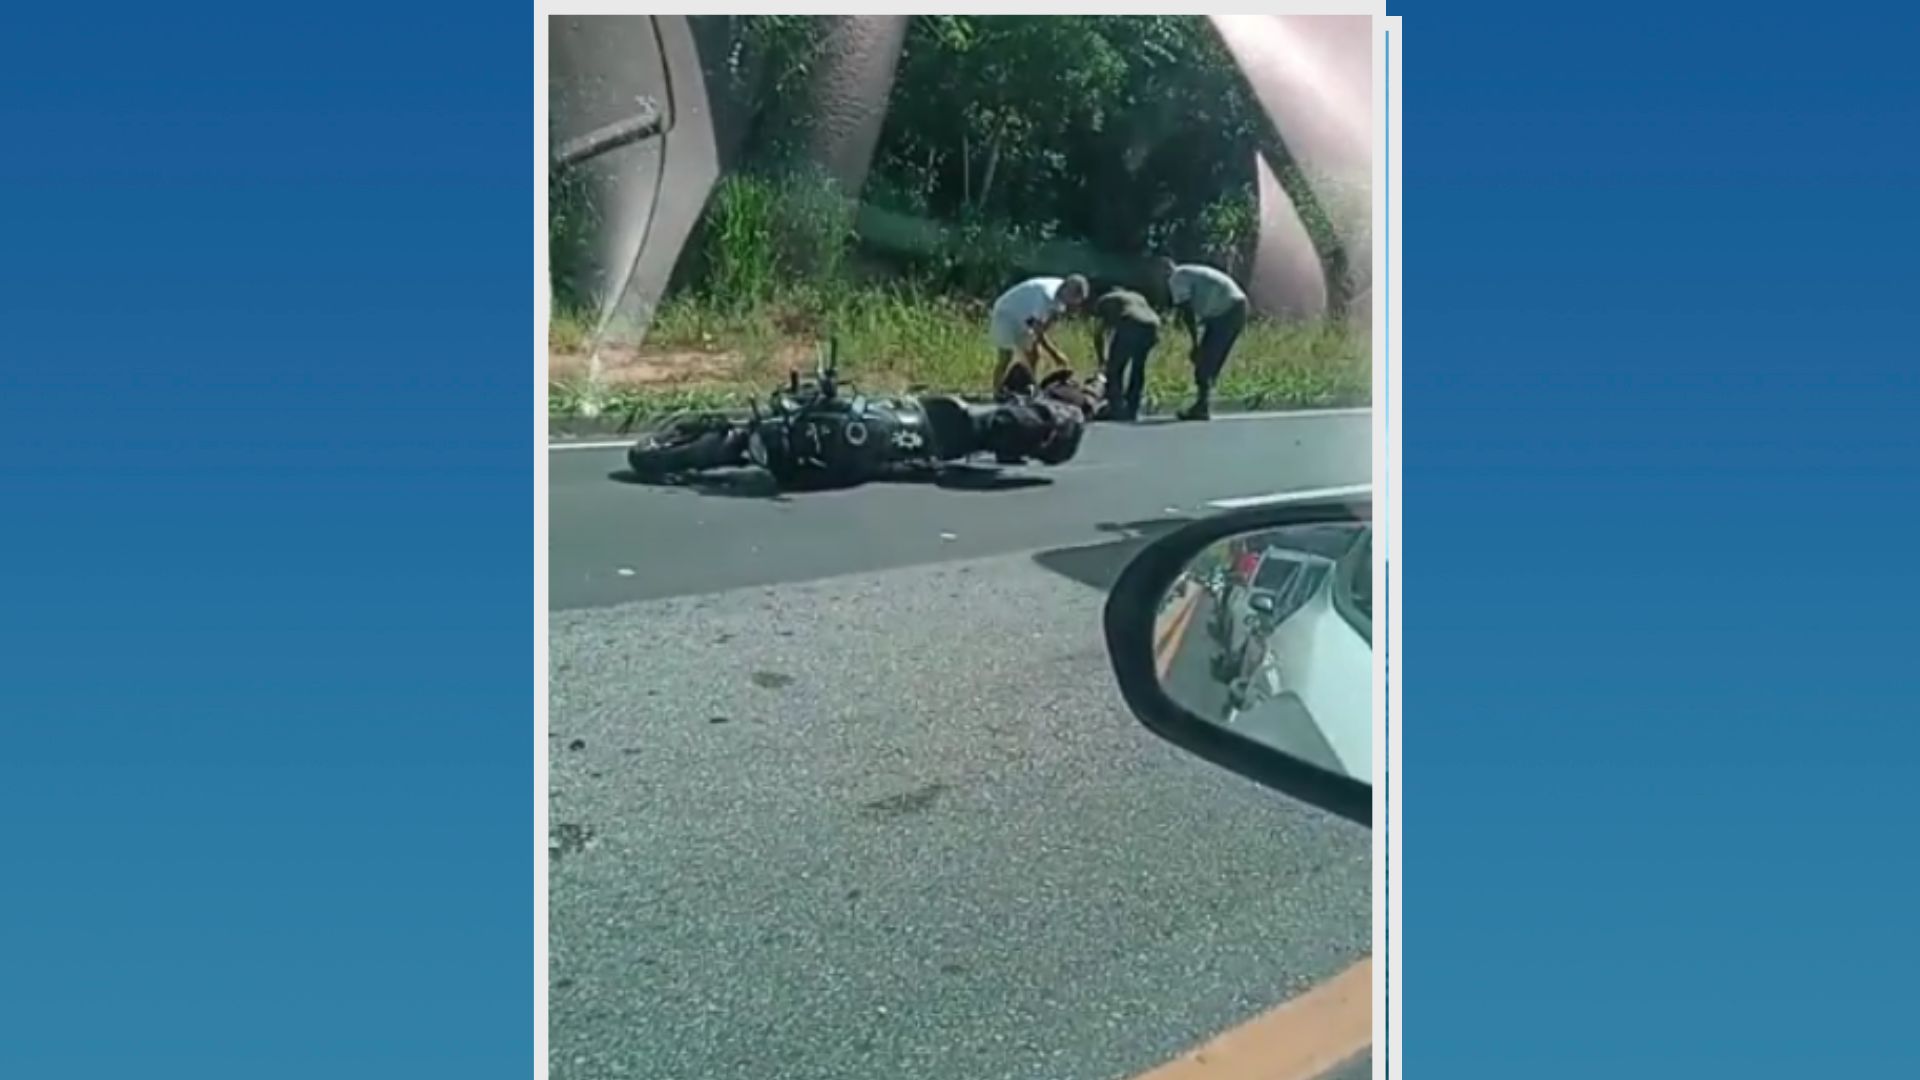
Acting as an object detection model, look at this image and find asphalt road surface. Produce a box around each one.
[548,411,1373,1080]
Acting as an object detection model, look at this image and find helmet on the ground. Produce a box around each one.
[1028,399,1086,465]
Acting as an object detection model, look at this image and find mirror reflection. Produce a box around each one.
[1153,523,1373,784]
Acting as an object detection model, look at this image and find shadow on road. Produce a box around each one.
[919,466,1054,493]
[1031,517,1191,592]
[606,468,798,501]
[605,465,1052,500]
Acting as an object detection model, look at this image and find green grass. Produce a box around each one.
[548,285,1369,425]
[550,173,1366,425]
[549,307,593,355]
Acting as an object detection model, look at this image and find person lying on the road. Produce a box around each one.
[1154,257,1249,421]
[988,273,1090,398]
[1088,285,1160,421]
[997,362,1103,418]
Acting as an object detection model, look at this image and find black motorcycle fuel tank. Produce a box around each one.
[793,396,927,473]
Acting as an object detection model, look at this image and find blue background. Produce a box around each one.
[1403,6,1920,1077]
[0,5,529,1075]
[2,3,1915,1076]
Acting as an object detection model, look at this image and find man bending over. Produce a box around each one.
[988,273,1089,397]
[1155,257,1248,421]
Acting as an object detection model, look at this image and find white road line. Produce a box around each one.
[545,405,1370,451]
[1212,406,1371,422]
[1205,484,1372,510]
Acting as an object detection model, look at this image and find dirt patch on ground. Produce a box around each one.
[549,341,828,389]
[548,345,742,388]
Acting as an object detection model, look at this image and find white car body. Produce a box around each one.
[1227,528,1372,784]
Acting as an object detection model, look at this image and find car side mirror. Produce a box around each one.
[1103,498,1374,825]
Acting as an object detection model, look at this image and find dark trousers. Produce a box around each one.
[1192,299,1248,400]
[1103,322,1157,417]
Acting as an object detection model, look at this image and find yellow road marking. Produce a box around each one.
[1129,958,1372,1080]
[1139,587,1373,1080]
[1154,587,1203,680]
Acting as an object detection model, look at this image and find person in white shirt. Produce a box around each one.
[988,274,1090,397]
[1156,258,1249,421]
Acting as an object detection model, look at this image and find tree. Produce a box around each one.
[683,15,1291,295]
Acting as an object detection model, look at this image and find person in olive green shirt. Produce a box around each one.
[1088,286,1160,421]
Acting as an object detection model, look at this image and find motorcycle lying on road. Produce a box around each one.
[626,344,1096,488]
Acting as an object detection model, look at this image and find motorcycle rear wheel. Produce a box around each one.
[627,415,743,478]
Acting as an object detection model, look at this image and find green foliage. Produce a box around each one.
[1197,187,1260,280]
[930,217,1038,296]
[547,166,599,314]
[700,174,781,306]
[547,14,1374,414]
[872,14,1268,265]
[549,307,593,354]
[716,15,834,169]
[667,15,1318,301]
[771,167,858,282]
[551,283,1368,422]
[695,169,856,309]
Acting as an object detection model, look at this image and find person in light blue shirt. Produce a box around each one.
[1155,257,1249,421]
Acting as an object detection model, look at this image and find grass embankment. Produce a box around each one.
[548,287,1368,426]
